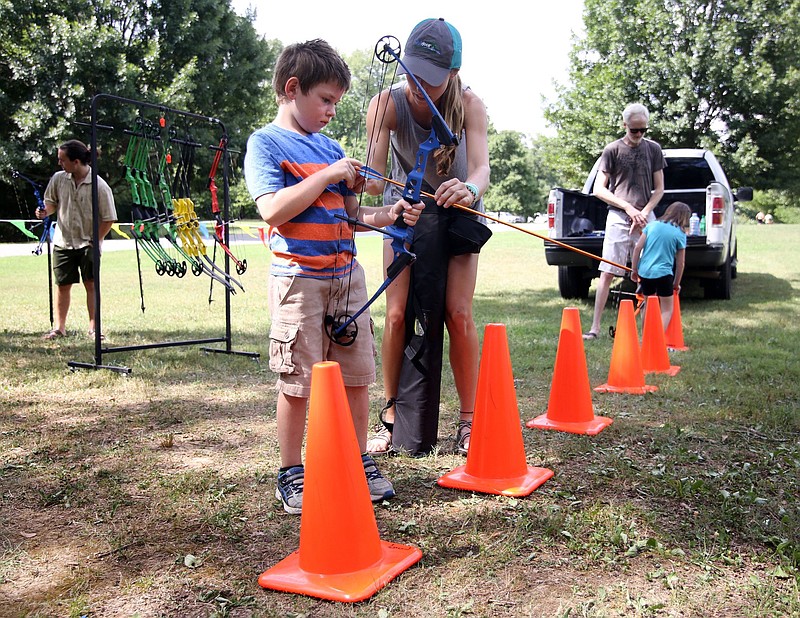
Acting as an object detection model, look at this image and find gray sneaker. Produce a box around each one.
[275,465,304,514]
[361,454,395,502]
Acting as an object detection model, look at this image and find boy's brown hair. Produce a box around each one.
[661,201,692,229]
[272,39,351,103]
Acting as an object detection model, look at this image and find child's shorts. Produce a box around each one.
[639,274,674,297]
[267,263,376,398]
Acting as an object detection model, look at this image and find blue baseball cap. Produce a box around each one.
[399,18,462,87]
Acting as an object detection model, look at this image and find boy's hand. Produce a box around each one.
[391,199,425,227]
[329,158,365,192]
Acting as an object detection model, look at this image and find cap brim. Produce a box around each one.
[398,56,450,88]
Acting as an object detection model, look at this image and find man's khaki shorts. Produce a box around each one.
[598,208,654,276]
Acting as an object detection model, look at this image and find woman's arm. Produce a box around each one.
[434,88,490,209]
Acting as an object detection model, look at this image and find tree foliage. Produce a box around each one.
[545,0,800,193]
[0,0,280,223]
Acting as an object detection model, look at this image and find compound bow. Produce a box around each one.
[325,35,459,346]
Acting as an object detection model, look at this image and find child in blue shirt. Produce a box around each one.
[631,201,691,330]
[244,39,423,514]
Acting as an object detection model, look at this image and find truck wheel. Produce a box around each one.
[558,266,591,299]
[705,251,732,300]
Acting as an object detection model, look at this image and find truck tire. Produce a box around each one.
[558,266,591,299]
[705,251,732,300]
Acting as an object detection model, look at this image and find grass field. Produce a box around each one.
[0,223,798,617]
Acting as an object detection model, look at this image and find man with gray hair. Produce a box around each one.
[583,103,666,340]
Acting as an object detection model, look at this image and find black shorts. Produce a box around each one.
[639,274,674,297]
[53,246,94,286]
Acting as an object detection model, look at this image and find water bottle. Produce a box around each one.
[689,213,700,236]
[699,215,706,235]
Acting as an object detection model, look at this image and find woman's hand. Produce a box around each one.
[434,178,474,208]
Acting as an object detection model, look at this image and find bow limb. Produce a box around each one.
[208,137,247,275]
[327,214,416,344]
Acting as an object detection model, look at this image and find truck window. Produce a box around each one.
[663,158,716,190]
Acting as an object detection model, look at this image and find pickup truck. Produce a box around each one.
[544,148,753,300]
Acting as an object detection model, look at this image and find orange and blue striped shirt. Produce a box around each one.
[244,123,356,279]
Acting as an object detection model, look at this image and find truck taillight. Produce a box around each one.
[547,199,555,229]
[711,196,724,226]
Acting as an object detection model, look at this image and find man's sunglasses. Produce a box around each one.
[629,127,648,134]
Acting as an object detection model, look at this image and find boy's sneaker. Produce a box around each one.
[361,454,395,502]
[275,465,304,514]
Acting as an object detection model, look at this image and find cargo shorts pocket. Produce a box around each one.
[268,321,300,375]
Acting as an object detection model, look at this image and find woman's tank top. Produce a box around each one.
[383,82,484,213]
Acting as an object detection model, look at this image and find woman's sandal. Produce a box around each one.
[582,331,599,341]
[366,398,395,456]
[456,419,472,455]
[42,329,65,341]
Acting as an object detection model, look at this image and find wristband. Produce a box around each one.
[464,182,479,203]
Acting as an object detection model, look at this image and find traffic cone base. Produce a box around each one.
[527,412,613,436]
[648,364,681,376]
[641,296,681,376]
[437,465,554,497]
[258,361,421,602]
[258,542,422,603]
[528,307,613,435]
[594,382,658,395]
[438,324,553,496]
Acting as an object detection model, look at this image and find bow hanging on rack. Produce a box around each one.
[12,169,55,329]
[208,136,247,276]
[324,35,459,346]
[12,170,54,256]
[166,127,243,294]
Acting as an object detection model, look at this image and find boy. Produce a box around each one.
[244,39,423,514]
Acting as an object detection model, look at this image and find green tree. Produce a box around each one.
[545,0,800,193]
[0,0,279,225]
[486,130,545,217]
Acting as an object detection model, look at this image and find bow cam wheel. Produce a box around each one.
[375,36,401,64]
[325,314,358,347]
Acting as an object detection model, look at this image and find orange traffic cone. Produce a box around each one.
[665,291,688,351]
[640,296,680,376]
[595,299,658,394]
[528,307,613,435]
[258,361,421,602]
[438,324,553,496]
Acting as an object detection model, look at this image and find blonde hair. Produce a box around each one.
[432,73,464,177]
[661,201,692,229]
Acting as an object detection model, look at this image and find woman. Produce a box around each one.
[364,18,490,455]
